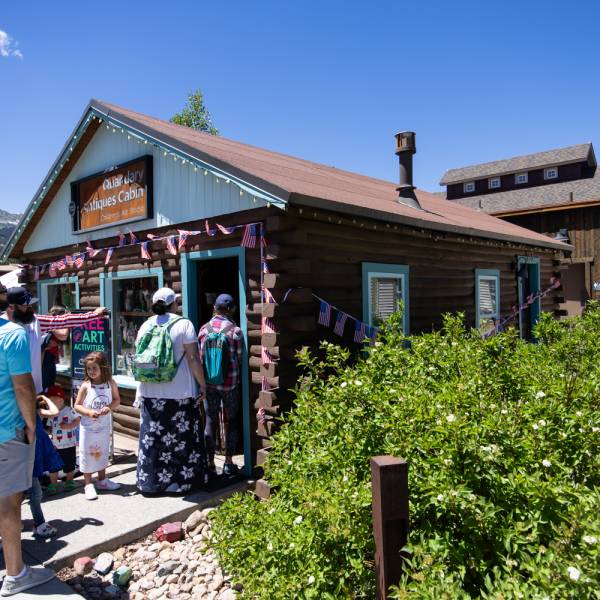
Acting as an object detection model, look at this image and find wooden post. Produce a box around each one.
[371,456,409,600]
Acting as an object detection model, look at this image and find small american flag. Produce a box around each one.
[49,264,57,278]
[39,264,47,275]
[263,287,276,304]
[257,407,266,425]
[118,232,126,247]
[261,346,275,365]
[147,233,159,240]
[216,224,235,235]
[85,240,101,258]
[318,300,331,327]
[333,312,348,336]
[105,247,114,265]
[205,220,216,236]
[167,236,178,255]
[241,223,257,248]
[141,242,151,260]
[366,325,377,344]
[261,376,270,391]
[354,320,367,343]
[260,234,268,248]
[65,255,74,267]
[178,229,195,250]
[262,260,269,274]
[57,258,67,271]
[262,317,276,334]
[33,266,39,281]
[74,254,85,269]
[129,231,138,245]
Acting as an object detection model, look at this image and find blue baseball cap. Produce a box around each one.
[7,286,38,306]
[214,293,235,309]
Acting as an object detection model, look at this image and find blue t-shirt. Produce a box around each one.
[0,318,32,443]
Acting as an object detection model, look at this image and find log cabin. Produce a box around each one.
[2,100,570,472]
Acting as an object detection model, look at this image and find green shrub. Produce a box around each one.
[210,309,600,599]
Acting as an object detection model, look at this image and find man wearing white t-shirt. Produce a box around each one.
[134,287,207,494]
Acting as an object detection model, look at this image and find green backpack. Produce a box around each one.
[133,316,185,383]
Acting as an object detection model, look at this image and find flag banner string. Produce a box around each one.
[24,220,264,275]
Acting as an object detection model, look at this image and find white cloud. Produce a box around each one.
[0,30,23,59]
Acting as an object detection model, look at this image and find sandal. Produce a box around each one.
[64,480,75,492]
[46,483,59,495]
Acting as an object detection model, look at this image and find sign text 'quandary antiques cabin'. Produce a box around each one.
[2,100,571,472]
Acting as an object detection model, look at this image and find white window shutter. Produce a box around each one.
[479,278,497,316]
[371,277,402,321]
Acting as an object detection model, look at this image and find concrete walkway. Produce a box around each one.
[1,437,251,597]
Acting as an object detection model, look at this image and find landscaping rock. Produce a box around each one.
[155,521,184,542]
[112,565,132,587]
[184,509,206,532]
[157,560,179,577]
[94,552,114,575]
[74,556,94,576]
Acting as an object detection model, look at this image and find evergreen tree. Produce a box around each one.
[171,89,218,135]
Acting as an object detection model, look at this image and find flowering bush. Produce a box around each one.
[210,308,600,599]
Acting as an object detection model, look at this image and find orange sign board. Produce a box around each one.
[72,156,153,232]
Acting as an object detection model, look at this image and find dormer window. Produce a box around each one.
[515,172,528,185]
[463,181,476,193]
[544,167,558,180]
[488,177,501,189]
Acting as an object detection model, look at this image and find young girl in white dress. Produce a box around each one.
[74,351,121,500]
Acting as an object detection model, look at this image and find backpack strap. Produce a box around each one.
[164,316,187,370]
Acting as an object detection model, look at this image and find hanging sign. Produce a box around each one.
[71,155,153,232]
[71,317,112,379]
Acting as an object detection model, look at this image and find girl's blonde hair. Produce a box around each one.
[83,351,112,385]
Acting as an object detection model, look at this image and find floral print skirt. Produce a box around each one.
[136,397,207,493]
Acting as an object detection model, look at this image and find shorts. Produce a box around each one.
[0,430,35,498]
[57,446,77,473]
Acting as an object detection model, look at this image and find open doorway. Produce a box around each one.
[181,247,250,477]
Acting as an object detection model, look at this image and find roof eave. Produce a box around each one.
[290,193,572,252]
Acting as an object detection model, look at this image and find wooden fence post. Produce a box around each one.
[371,456,409,600]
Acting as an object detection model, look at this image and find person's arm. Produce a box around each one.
[74,382,97,418]
[37,394,59,417]
[37,307,108,332]
[184,342,206,394]
[60,415,80,430]
[12,374,36,443]
[100,380,121,415]
[234,329,243,365]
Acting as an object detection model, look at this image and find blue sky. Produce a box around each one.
[1,1,599,213]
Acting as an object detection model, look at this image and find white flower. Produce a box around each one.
[436,494,444,502]
[538,419,546,427]
[443,458,452,466]
[446,414,456,423]
[340,382,347,388]
[583,535,597,544]
[592,427,599,433]
[567,566,580,581]
[289,543,295,549]
[180,466,194,479]
[267,542,273,551]
[542,459,552,468]
[490,403,496,409]
[354,380,363,386]
[342,474,348,482]
[501,409,508,415]
[307,575,315,585]
[481,445,492,452]
[268,507,276,514]
[535,391,546,399]
[532,424,539,430]
[294,515,303,525]
[576,411,582,417]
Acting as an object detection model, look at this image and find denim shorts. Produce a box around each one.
[0,429,35,498]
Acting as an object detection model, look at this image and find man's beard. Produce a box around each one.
[13,307,36,325]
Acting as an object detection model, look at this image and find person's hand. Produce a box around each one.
[93,307,109,317]
[90,409,101,419]
[99,406,110,416]
[25,425,36,444]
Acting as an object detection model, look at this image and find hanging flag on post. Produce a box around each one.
[318,300,332,327]
[141,242,151,261]
[105,247,114,265]
[85,240,101,258]
[166,236,178,256]
[354,320,366,343]
[241,224,257,248]
[216,224,235,235]
[333,312,348,336]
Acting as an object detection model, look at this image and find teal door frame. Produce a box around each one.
[517,256,541,339]
[180,247,251,475]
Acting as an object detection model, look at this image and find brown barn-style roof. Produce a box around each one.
[440,143,595,185]
[3,99,570,259]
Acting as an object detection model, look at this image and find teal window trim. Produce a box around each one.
[475,269,500,328]
[361,262,410,334]
[37,276,80,314]
[100,267,164,383]
[517,256,541,337]
[181,247,251,476]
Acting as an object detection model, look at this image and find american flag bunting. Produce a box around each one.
[262,317,276,334]
[261,376,270,391]
[318,300,332,327]
[261,346,276,365]
[105,247,114,265]
[141,242,151,260]
[216,224,235,235]
[65,255,74,267]
[241,223,257,248]
[147,233,159,240]
[354,320,367,343]
[74,254,85,269]
[33,266,39,281]
[205,220,216,236]
[262,260,269,274]
[129,231,138,245]
[333,312,348,336]
[118,232,126,247]
[166,236,178,255]
[262,287,276,304]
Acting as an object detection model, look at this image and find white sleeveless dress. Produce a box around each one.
[79,383,112,473]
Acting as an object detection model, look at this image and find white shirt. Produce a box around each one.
[135,313,198,400]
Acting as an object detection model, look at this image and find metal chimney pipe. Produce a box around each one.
[395,131,416,198]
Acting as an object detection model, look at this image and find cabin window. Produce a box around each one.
[362,263,409,333]
[463,181,476,193]
[475,269,500,334]
[100,268,164,383]
[488,177,501,189]
[38,276,80,374]
[544,167,558,180]
[515,172,528,185]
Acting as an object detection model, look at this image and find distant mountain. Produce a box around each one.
[0,210,22,256]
